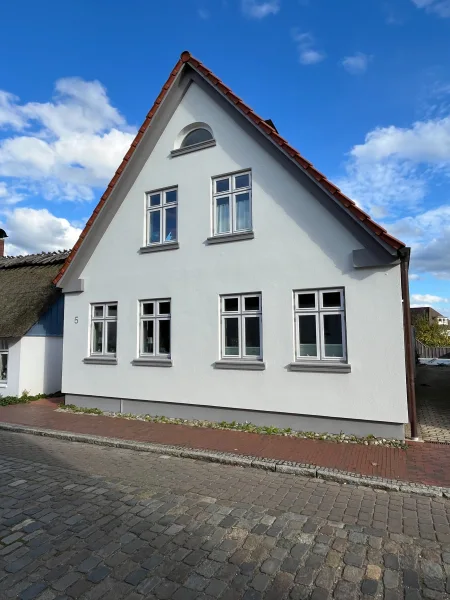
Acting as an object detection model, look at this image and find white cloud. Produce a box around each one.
[292,31,325,65]
[350,116,450,163]
[0,77,136,204]
[411,0,450,17]
[241,0,280,18]
[411,293,448,303]
[0,207,82,255]
[409,273,421,280]
[337,113,450,218]
[341,53,371,75]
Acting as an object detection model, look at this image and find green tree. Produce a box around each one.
[413,315,450,347]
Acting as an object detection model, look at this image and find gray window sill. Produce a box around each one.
[170,139,216,157]
[83,357,117,365]
[214,360,265,371]
[131,358,173,368]
[206,231,254,245]
[288,362,351,373]
[139,242,179,254]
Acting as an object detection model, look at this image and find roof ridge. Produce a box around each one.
[53,51,404,285]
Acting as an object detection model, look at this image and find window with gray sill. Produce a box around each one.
[90,302,118,357]
[220,293,262,361]
[294,288,347,364]
[138,299,171,359]
[213,171,252,238]
[146,187,178,247]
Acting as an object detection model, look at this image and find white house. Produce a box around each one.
[0,239,67,397]
[55,51,414,439]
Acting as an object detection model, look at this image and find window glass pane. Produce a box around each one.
[92,322,103,353]
[165,190,177,204]
[224,297,239,312]
[224,318,239,356]
[93,305,103,318]
[0,353,7,381]
[323,314,343,357]
[216,197,230,234]
[235,173,250,189]
[245,317,260,356]
[142,302,154,316]
[149,193,161,207]
[297,293,316,310]
[107,305,117,318]
[298,315,317,357]
[181,128,213,148]
[158,301,171,315]
[159,320,171,354]
[106,321,117,354]
[165,206,177,242]
[149,210,161,244]
[216,178,230,193]
[244,296,260,312]
[235,192,251,231]
[322,291,342,308]
[142,320,154,354]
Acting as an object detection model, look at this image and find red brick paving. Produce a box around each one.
[1,398,449,488]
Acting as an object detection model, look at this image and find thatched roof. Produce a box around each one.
[0,251,69,338]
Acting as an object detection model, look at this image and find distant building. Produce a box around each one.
[411,307,449,327]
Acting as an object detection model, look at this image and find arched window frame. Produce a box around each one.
[171,122,216,157]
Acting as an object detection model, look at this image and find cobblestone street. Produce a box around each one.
[1,431,450,599]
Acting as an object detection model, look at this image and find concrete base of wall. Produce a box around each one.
[65,394,406,440]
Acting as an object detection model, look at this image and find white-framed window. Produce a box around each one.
[90,303,118,356]
[212,171,252,236]
[0,339,8,384]
[146,187,178,246]
[294,289,346,361]
[139,299,171,357]
[220,293,262,359]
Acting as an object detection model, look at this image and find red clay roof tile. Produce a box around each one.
[54,51,404,284]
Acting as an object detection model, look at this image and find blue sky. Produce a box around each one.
[1,0,450,313]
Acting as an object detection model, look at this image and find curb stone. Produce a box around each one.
[0,421,449,499]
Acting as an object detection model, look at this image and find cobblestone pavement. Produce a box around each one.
[1,431,450,599]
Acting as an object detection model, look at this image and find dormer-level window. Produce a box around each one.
[213,171,252,236]
[146,188,178,246]
[181,128,213,149]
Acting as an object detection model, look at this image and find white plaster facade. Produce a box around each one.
[0,337,63,397]
[60,72,408,437]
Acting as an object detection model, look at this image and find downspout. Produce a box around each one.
[399,247,418,440]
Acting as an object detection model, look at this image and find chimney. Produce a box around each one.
[0,229,7,257]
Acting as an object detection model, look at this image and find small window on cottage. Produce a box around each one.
[180,128,214,149]
[294,289,346,361]
[0,339,8,384]
[220,293,262,359]
[90,303,118,356]
[139,300,171,357]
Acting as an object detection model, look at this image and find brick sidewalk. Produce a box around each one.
[1,398,450,488]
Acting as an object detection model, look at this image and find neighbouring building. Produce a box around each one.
[54,51,413,439]
[0,236,68,397]
[411,306,449,328]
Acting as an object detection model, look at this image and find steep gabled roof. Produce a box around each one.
[54,51,405,285]
[0,251,69,338]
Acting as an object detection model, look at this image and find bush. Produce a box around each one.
[413,315,450,347]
